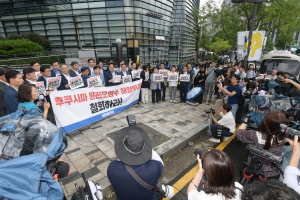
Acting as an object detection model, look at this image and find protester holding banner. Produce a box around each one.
[105,63,122,87]
[50,61,61,77]
[118,64,131,78]
[57,64,71,90]
[187,62,194,90]
[129,63,140,82]
[87,58,95,76]
[30,61,42,80]
[80,67,90,88]
[91,66,104,87]
[18,84,50,119]
[140,65,149,104]
[23,68,38,84]
[4,70,24,114]
[38,66,56,103]
[150,67,161,104]
[159,63,168,102]
[70,61,80,77]
[179,66,190,103]
[95,61,106,86]
[168,65,178,103]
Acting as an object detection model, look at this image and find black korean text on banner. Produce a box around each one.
[47,76,61,90]
[159,69,168,78]
[87,76,99,88]
[35,81,46,95]
[122,75,132,84]
[153,74,163,82]
[113,75,122,83]
[179,74,190,82]
[90,98,123,114]
[69,75,84,89]
[168,73,178,82]
[131,70,139,79]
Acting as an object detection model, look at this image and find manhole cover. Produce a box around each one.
[107,123,170,148]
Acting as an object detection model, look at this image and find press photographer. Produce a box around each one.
[208,103,236,143]
[107,115,173,200]
[187,148,243,200]
[236,111,287,178]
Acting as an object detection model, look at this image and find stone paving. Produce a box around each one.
[60,90,214,199]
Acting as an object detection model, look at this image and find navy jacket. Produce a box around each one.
[140,71,149,88]
[57,74,70,90]
[81,74,89,87]
[37,76,51,103]
[4,86,18,114]
[50,69,61,77]
[69,69,80,78]
[118,71,130,78]
[104,71,121,87]
[179,71,191,87]
[0,82,8,117]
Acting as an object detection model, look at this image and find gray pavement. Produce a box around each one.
[59,90,214,199]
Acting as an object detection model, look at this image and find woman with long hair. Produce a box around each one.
[187,149,243,200]
[236,110,287,178]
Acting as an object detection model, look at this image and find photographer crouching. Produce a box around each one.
[208,103,236,143]
[107,116,173,200]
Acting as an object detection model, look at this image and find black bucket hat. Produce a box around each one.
[114,126,152,165]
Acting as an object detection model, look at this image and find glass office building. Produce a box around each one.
[0,0,199,64]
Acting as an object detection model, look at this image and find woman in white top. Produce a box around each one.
[168,65,178,103]
[187,149,243,200]
[91,66,103,87]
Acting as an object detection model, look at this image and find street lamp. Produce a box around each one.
[232,0,269,66]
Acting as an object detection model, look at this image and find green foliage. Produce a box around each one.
[0,32,52,51]
[0,54,67,66]
[209,38,232,52]
[202,0,300,50]
[0,39,43,55]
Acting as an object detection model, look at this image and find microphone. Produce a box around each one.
[38,94,45,105]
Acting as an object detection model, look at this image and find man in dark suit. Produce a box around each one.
[81,67,90,87]
[57,64,71,90]
[50,61,61,77]
[179,66,190,103]
[23,68,38,84]
[70,61,80,77]
[87,58,95,76]
[105,63,122,87]
[4,70,24,114]
[0,67,10,117]
[118,63,130,79]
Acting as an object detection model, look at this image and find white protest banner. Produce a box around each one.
[122,75,132,84]
[145,72,149,81]
[47,76,61,90]
[50,80,142,133]
[237,31,265,61]
[35,81,46,95]
[168,73,178,82]
[180,74,190,82]
[131,70,140,79]
[153,74,163,82]
[69,75,84,89]
[87,76,99,88]
[113,75,121,83]
[159,69,168,77]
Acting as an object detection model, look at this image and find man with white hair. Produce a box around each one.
[263,69,277,80]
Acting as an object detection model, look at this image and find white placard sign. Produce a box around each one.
[180,74,190,82]
[69,75,84,89]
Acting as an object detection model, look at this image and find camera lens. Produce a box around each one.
[194,149,203,158]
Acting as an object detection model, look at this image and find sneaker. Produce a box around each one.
[209,138,221,143]
[173,100,176,103]
[223,137,230,141]
[142,101,145,104]
[170,100,173,103]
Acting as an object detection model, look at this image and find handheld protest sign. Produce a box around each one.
[69,75,84,89]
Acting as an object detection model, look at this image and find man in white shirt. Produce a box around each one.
[209,103,236,143]
[233,64,240,74]
[263,69,277,80]
[87,58,95,76]
[70,61,80,77]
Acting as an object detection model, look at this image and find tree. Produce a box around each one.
[202,0,300,50]
[209,38,232,52]
[1,32,52,51]
[0,39,43,55]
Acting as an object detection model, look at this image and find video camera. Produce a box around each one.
[214,67,229,77]
[280,124,300,142]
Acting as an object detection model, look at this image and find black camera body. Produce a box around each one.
[205,108,215,115]
[280,124,300,142]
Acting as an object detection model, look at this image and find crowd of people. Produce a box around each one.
[1,57,300,200]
